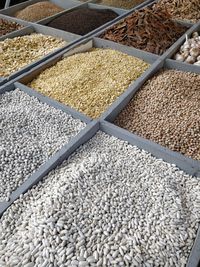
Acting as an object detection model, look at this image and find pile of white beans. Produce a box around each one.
[0,132,199,267]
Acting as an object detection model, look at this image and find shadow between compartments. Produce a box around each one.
[0,23,81,86]
[0,118,199,267]
[9,37,159,121]
[0,81,92,217]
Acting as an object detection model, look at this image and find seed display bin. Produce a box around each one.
[148,0,198,26]
[10,37,158,120]
[0,1,200,266]
[0,118,199,267]
[0,13,30,39]
[164,21,200,67]
[37,2,127,39]
[0,81,91,215]
[86,0,194,56]
[0,23,81,86]
[101,57,200,174]
[0,0,83,18]
[4,0,30,8]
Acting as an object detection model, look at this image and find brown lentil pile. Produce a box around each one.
[115,69,200,161]
[14,1,64,22]
[100,6,187,55]
[0,33,67,77]
[94,0,146,9]
[0,18,22,37]
[47,8,118,36]
[28,49,149,118]
[154,0,200,23]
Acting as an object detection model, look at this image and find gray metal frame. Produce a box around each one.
[0,13,31,39]
[0,1,199,265]
[84,0,194,57]
[37,2,127,39]
[0,81,91,214]
[0,0,83,17]
[163,21,200,68]
[0,117,199,266]
[0,23,82,86]
[102,54,200,170]
[4,37,158,118]
[145,0,196,25]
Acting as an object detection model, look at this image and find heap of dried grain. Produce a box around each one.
[100,6,187,55]
[154,0,200,23]
[115,69,200,161]
[15,1,64,22]
[0,33,66,77]
[28,48,149,118]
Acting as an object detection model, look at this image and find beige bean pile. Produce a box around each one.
[15,1,64,22]
[94,0,146,9]
[115,69,200,161]
[28,48,149,118]
[0,33,67,77]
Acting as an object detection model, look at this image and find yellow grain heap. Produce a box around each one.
[29,48,149,118]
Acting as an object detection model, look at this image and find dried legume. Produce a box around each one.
[0,33,67,77]
[0,18,22,37]
[174,32,200,65]
[154,0,200,23]
[47,8,118,36]
[92,0,146,10]
[100,6,187,55]
[0,131,199,266]
[0,89,85,202]
[115,69,200,161]
[15,1,64,22]
[28,48,149,119]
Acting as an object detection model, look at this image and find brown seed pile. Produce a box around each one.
[100,6,187,55]
[28,48,149,118]
[115,69,200,161]
[0,33,67,77]
[154,0,200,23]
[94,0,146,9]
[14,1,64,22]
[47,8,118,35]
[0,18,22,37]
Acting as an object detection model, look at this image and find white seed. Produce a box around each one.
[0,132,199,267]
[0,89,85,202]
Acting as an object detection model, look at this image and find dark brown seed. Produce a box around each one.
[47,8,118,35]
